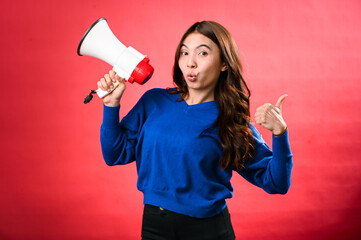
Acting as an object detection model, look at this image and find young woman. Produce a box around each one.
[97,21,293,240]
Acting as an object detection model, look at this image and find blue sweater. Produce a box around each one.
[101,88,293,218]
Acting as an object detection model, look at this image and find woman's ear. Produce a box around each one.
[221,63,228,72]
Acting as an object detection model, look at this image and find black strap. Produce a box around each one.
[84,90,97,104]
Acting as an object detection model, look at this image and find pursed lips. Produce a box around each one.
[186,73,197,82]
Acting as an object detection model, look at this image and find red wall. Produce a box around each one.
[1,0,360,239]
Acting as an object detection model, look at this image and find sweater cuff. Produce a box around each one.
[102,104,120,128]
[272,130,292,160]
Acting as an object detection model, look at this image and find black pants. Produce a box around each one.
[141,205,236,240]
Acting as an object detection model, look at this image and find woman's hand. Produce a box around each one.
[97,70,126,107]
[255,94,288,136]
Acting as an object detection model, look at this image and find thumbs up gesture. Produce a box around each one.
[255,94,288,136]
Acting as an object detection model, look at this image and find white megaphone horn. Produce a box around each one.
[77,18,154,103]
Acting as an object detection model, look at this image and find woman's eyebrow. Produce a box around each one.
[181,43,211,50]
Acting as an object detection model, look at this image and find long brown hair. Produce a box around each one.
[170,21,254,170]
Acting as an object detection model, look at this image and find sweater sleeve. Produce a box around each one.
[100,95,147,166]
[236,124,293,194]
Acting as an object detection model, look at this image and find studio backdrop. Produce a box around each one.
[0,0,360,239]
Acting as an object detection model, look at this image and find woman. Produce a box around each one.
[97,21,293,240]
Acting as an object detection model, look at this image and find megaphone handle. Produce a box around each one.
[96,81,120,98]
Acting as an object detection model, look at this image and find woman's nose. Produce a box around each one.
[187,55,197,68]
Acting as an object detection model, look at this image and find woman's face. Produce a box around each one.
[178,32,226,95]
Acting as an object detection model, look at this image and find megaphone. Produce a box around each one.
[77,18,154,102]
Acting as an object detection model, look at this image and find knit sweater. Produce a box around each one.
[100,88,293,218]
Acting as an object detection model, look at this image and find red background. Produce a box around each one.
[1,0,360,239]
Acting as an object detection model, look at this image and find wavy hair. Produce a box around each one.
[169,21,254,170]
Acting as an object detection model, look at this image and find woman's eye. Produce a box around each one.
[181,51,188,56]
[200,51,208,56]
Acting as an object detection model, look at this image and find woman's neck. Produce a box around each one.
[184,89,215,105]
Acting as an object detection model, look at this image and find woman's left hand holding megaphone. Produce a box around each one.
[97,70,126,107]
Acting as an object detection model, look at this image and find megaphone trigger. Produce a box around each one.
[95,80,120,99]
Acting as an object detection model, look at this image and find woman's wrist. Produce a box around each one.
[103,97,121,107]
[104,102,120,107]
[273,126,288,137]
[104,103,120,107]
